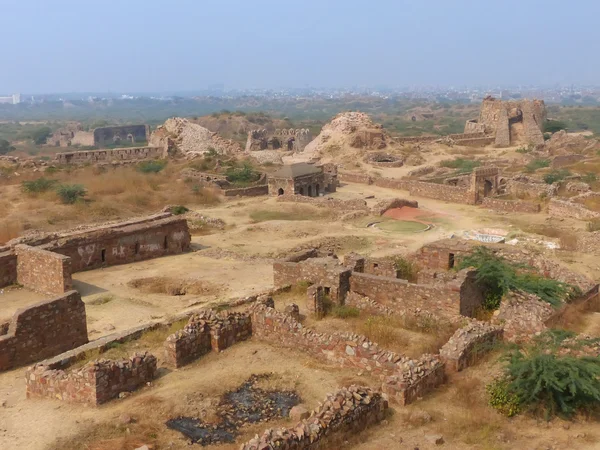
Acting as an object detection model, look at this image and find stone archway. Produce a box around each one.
[298,187,304,196]
[484,180,493,197]
[278,188,284,196]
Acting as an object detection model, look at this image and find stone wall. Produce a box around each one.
[15,245,72,295]
[45,216,191,272]
[491,291,554,343]
[164,310,252,368]
[222,185,269,197]
[250,304,445,405]
[549,198,600,221]
[456,136,495,147]
[0,291,88,371]
[246,128,312,152]
[55,146,164,165]
[440,322,503,372]
[0,251,17,288]
[273,257,352,303]
[338,171,374,185]
[481,197,541,213]
[506,177,557,199]
[276,193,369,211]
[93,125,149,147]
[240,386,387,450]
[408,181,473,204]
[26,352,156,405]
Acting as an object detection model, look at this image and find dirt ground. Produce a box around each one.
[1,179,599,450]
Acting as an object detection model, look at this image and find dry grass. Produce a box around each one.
[551,295,600,332]
[127,276,220,297]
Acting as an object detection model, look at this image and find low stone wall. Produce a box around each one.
[240,386,387,449]
[548,198,600,221]
[338,171,374,185]
[349,272,468,318]
[372,198,419,216]
[164,310,252,368]
[15,245,72,295]
[576,231,600,256]
[0,251,17,288]
[55,146,164,165]
[506,178,557,199]
[373,177,410,190]
[250,304,445,405]
[408,181,473,204]
[222,184,268,197]
[26,352,156,405]
[276,193,369,211]
[455,137,495,147]
[481,197,541,214]
[0,291,88,371]
[491,291,554,343]
[440,322,503,372]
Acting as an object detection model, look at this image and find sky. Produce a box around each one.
[1,0,599,94]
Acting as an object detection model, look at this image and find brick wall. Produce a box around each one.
[240,386,387,449]
[250,304,445,405]
[47,216,191,272]
[0,291,88,371]
[164,310,252,368]
[408,181,473,204]
[0,251,17,288]
[481,197,541,213]
[373,177,410,190]
[222,185,268,197]
[55,146,163,164]
[26,352,156,405]
[15,245,72,295]
[338,171,374,185]
[440,322,503,372]
[349,272,466,318]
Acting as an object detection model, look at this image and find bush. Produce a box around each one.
[439,158,481,173]
[21,177,57,194]
[543,169,571,184]
[515,146,531,154]
[587,218,600,232]
[544,120,568,133]
[138,160,167,173]
[393,256,419,282]
[169,205,189,215]
[226,163,260,186]
[56,184,86,204]
[486,378,521,417]
[0,139,15,155]
[582,172,597,183]
[331,305,360,319]
[29,126,52,145]
[524,159,550,173]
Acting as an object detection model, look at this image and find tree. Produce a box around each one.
[0,139,15,155]
[56,184,87,204]
[29,127,52,145]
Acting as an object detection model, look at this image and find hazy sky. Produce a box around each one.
[1,0,599,93]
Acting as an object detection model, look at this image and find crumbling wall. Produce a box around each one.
[15,245,72,295]
[26,352,156,405]
[276,193,368,211]
[222,185,269,197]
[549,198,600,221]
[0,291,88,371]
[481,197,541,213]
[491,291,554,343]
[93,125,149,147]
[338,171,374,185]
[506,177,557,198]
[246,129,312,152]
[372,198,418,216]
[164,310,252,368]
[440,322,503,372]
[240,386,387,450]
[0,251,17,288]
[408,181,473,204]
[55,146,164,165]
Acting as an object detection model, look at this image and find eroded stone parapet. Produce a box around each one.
[492,290,554,343]
[440,321,503,372]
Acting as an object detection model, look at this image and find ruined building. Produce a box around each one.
[245,129,313,152]
[464,96,547,147]
[268,162,336,197]
[47,124,150,148]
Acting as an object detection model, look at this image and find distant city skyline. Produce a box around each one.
[1,0,599,94]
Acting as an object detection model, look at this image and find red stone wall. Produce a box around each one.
[0,251,17,288]
[0,291,88,371]
[15,245,72,295]
[481,197,541,213]
[26,352,156,405]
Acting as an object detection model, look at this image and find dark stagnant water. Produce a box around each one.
[166,374,300,446]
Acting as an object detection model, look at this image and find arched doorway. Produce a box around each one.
[315,184,320,196]
[298,187,304,196]
[278,188,284,196]
[307,185,312,197]
[484,180,493,197]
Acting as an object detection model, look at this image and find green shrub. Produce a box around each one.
[0,139,15,154]
[56,184,87,204]
[138,160,167,173]
[515,146,531,154]
[331,305,360,319]
[543,169,570,184]
[169,205,189,215]
[439,158,480,173]
[393,256,419,282]
[21,177,57,194]
[543,133,552,141]
[28,126,52,145]
[544,120,568,133]
[486,377,521,417]
[582,172,597,183]
[524,159,550,173]
[226,163,260,186]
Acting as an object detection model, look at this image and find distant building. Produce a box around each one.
[0,94,21,105]
[267,162,338,197]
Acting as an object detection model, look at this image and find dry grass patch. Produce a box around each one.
[128,276,221,297]
[249,205,333,223]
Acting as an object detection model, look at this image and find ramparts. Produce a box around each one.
[26,352,156,405]
[55,146,163,165]
[481,197,541,214]
[408,181,473,204]
[222,185,269,197]
[0,291,88,371]
[15,245,72,295]
[240,386,387,450]
[440,321,503,371]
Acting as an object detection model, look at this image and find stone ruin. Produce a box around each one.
[245,128,312,152]
[48,124,149,148]
[465,96,547,147]
[267,162,333,197]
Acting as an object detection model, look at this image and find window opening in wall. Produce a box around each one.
[316,184,320,196]
[373,263,379,268]
[299,187,304,196]
[101,249,106,263]
[135,242,140,255]
[448,253,455,269]
[164,236,168,250]
[308,185,312,197]
[324,287,331,296]
[278,188,284,196]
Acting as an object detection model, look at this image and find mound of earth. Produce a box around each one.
[544,130,599,155]
[303,112,394,160]
[150,118,242,158]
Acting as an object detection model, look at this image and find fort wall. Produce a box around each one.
[55,146,164,165]
[549,198,600,221]
[15,245,72,295]
[0,291,88,371]
[0,251,17,288]
[440,322,503,372]
[222,185,269,197]
[481,197,541,213]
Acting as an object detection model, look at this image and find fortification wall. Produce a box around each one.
[338,171,374,185]
[373,177,410,190]
[93,125,149,147]
[0,291,88,371]
[349,272,465,318]
[70,131,95,147]
[26,352,156,405]
[549,198,600,221]
[481,197,541,213]
[240,386,387,450]
[276,193,369,211]
[456,137,495,147]
[45,217,191,272]
[55,146,164,165]
[222,185,268,197]
[0,251,17,288]
[408,181,473,204]
[15,245,72,295]
[506,178,557,198]
[440,322,503,372]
